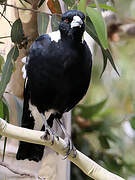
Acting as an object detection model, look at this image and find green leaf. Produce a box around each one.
[86,16,119,76]
[86,7,108,49]
[130,116,135,130]
[37,13,49,35]
[11,19,24,44]
[0,0,6,3]
[89,3,117,13]
[2,137,7,162]
[51,15,61,31]
[78,0,87,15]
[13,95,23,126]
[62,0,75,6]
[0,55,4,73]
[102,48,119,76]
[75,98,107,119]
[0,100,3,118]
[38,0,46,8]
[98,135,110,149]
[0,46,19,99]
[2,97,10,122]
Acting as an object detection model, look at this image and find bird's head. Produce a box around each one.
[59,10,85,42]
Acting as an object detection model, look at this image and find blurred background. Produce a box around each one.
[0,0,135,180]
[71,1,135,180]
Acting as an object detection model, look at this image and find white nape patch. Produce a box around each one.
[21,56,27,79]
[49,30,60,42]
[71,16,83,28]
[29,102,43,130]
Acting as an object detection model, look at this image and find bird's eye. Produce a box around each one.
[64,19,69,23]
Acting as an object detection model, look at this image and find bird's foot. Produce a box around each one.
[41,126,59,145]
[63,137,77,159]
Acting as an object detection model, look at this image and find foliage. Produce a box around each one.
[0,0,135,180]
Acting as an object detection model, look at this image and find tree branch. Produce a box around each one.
[0,3,61,16]
[0,161,45,179]
[0,118,125,180]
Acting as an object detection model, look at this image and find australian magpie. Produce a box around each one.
[16,10,92,162]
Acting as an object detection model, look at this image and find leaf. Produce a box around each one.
[130,116,135,130]
[11,19,24,44]
[86,7,108,49]
[2,97,10,122]
[89,3,117,13]
[75,98,107,119]
[0,0,6,3]
[37,13,49,35]
[0,46,19,99]
[100,48,107,77]
[0,100,3,118]
[98,135,110,149]
[2,137,7,162]
[78,0,87,15]
[102,48,119,76]
[0,55,4,73]
[62,0,75,7]
[38,0,46,7]
[47,0,62,14]
[51,14,61,31]
[86,16,119,76]
[13,95,23,126]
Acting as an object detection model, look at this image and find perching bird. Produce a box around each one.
[16,10,92,162]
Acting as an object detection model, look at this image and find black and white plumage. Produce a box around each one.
[16,10,92,162]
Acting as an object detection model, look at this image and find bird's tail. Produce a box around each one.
[16,81,45,162]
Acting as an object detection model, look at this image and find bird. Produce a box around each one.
[16,9,92,162]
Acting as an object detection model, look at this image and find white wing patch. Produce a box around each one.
[29,102,43,130]
[21,56,27,79]
[49,30,60,42]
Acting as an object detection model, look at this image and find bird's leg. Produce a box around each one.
[55,114,77,158]
[40,113,58,145]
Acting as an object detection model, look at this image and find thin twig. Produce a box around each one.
[0,11,12,27]
[0,3,62,17]
[0,36,10,39]
[0,161,45,179]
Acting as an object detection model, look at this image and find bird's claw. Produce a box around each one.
[63,137,77,159]
[41,127,59,145]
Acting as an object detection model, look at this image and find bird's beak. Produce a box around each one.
[71,16,83,28]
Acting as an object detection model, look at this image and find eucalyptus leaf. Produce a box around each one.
[62,0,75,6]
[13,95,23,126]
[11,19,24,44]
[0,100,3,118]
[0,0,6,3]
[51,15,61,31]
[37,13,49,35]
[89,3,117,12]
[78,0,87,15]
[86,16,119,76]
[38,0,46,7]
[2,96,10,122]
[75,98,107,119]
[0,46,19,99]
[2,137,7,162]
[0,55,4,73]
[86,7,108,49]
[98,135,110,149]
[130,116,135,130]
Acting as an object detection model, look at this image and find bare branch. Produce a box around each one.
[0,118,125,180]
[0,3,62,17]
[0,161,45,179]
